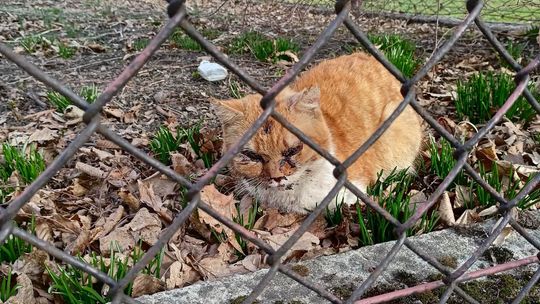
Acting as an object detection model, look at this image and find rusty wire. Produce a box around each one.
[0,0,539,303]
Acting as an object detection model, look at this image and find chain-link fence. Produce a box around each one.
[361,0,540,24]
[0,0,539,303]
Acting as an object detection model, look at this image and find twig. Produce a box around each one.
[25,89,47,108]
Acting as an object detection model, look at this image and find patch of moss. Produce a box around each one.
[231,296,260,304]
[517,210,540,229]
[392,270,418,286]
[427,273,446,282]
[291,265,309,277]
[359,272,539,303]
[201,28,222,40]
[330,283,355,300]
[482,247,514,264]
[459,273,539,304]
[451,225,487,240]
[415,289,442,303]
[437,255,458,269]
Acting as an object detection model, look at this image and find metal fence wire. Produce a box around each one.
[0,0,539,303]
[359,0,540,24]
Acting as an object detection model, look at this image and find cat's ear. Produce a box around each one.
[210,98,244,124]
[287,87,321,113]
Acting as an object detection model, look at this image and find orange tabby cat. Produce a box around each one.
[212,52,422,214]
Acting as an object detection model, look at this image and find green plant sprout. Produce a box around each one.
[0,270,20,302]
[357,168,439,246]
[229,31,299,62]
[455,72,538,124]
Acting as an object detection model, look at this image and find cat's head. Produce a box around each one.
[212,87,332,189]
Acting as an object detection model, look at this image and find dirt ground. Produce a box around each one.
[1,0,540,302]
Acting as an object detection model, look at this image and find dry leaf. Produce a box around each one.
[166,260,200,289]
[263,208,304,231]
[437,116,457,134]
[262,231,319,258]
[103,106,124,119]
[142,173,177,198]
[96,139,120,149]
[35,221,53,243]
[238,195,255,221]
[99,227,135,255]
[123,112,137,123]
[118,189,140,210]
[492,215,517,246]
[91,147,114,161]
[240,254,262,272]
[66,229,91,254]
[456,209,478,225]
[478,205,499,217]
[454,121,478,143]
[70,178,89,196]
[476,140,499,165]
[12,250,48,282]
[171,153,195,176]
[5,273,36,304]
[138,179,173,222]
[437,192,455,226]
[198,184,237,237]
[197,256,231,279]
[131,274,166,297]
[91,206,124,242]
[28,127,57,143]
[454,185,473,209]
[87,42,106,52]
[75,162,106,178]
[127,208,162,245]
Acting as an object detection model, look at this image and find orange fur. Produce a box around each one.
[212,52,423,213]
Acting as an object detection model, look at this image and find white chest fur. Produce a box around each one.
[242,158,365,214]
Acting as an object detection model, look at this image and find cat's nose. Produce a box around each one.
[271,176,287,183]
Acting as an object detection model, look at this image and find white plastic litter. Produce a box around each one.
[197,60,228,81]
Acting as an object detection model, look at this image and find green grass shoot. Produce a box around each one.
[471,162,540,209]
[57,41,76,59]
[233,200,260,256]
[47,242,163,304]
[46,91,72,112]
[325,199,344,227]
[428,137,467,186]
[455,72,538,124]
[499,40,525,68]
[368,33,420,78]
[150,124,215,168]
[0,218,35,263]
[1,143,46,185]
[80,85,99,103]
[170,30,202,51]
[0,269,20,302]
[357,168,439,246]
[228,31,299,62]
[133,38,150,51]
[46,85,98,112]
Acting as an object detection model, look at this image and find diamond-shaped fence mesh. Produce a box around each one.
[0,0,539,303]
[361,0,540,24]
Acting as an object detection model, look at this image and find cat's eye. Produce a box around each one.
[241,149,264,162]
[283,143,303,158]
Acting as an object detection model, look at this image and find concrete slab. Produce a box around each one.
[137,213,540,304]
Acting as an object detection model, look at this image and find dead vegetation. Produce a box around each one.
[0,0,539,302]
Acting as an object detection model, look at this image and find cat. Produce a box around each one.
[212,52,423,214]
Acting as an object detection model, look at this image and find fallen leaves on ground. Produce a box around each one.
[1,1,539,302]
